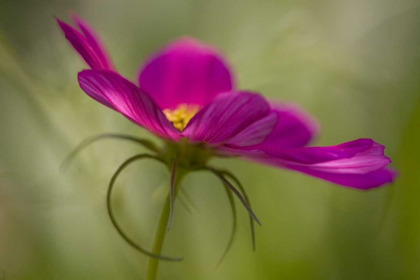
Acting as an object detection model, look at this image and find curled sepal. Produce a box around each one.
[107,153,183,261]
[207,167,262,226]
[219,170,256,251]
[61,133,161,170]
[215,181,237,268]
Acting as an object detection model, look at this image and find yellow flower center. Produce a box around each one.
[163,104,200,132]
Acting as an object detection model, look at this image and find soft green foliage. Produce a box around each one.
[0,0,419,279]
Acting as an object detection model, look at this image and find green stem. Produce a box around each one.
[146,196,171,280]
[146,169,184,280]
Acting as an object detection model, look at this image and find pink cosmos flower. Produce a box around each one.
[57,15,395,264]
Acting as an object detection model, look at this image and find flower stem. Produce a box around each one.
[145,196,171,280]
[146,165,184,280]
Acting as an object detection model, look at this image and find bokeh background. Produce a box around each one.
[1,0,420,279]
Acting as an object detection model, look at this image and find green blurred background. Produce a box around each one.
[0,0,420,279]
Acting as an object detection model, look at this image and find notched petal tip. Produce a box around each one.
[69,12,84,26]
[56,14,114,71]
[56,17,74,34]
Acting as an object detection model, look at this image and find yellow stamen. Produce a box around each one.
[163,104,200,132]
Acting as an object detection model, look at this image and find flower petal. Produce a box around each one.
[182,92,271,145]
[223,139,394,189]
[288,167,396,190]
[225,112,278,147]
[78,70,179,139]
[232,103,319,151]
[267,139,381,167]
[57,16,114,71]
[138,37,234,110]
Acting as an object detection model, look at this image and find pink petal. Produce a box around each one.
[182,91,272,145]
[57,16,114,71]
[78,70,179,139]
[138,37,234,110]
[225,112,278,147]
[288,167,396,190]
[267,139,381,167]
[232,103,319,151]
[223,139,394,189]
